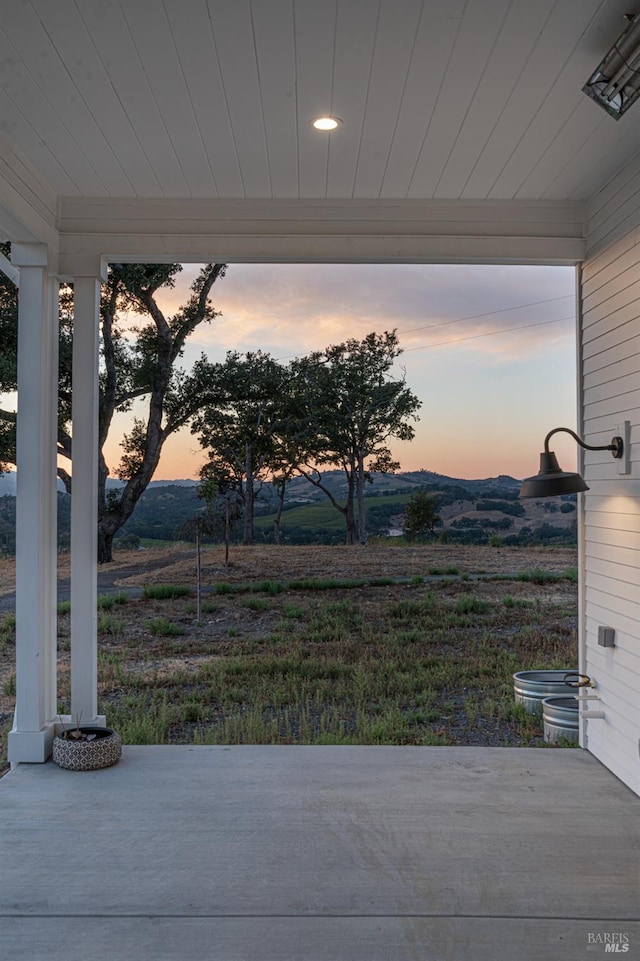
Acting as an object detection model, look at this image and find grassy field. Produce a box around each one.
[254,500,350,531]
[0,543,579,768]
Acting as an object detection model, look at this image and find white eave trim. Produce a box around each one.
[58,198,586,270]
[0,250,19,286]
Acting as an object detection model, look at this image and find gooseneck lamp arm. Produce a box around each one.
[520,427,624,499]
[542,427,624,459]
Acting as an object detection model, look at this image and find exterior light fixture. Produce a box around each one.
[582,14,640,119]
[311,116,341,130]
[519,427,625,498]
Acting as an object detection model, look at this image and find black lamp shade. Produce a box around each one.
[520,451,589,499]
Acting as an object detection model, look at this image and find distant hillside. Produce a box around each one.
[0,472,199,497]
[255,469,522,509]
[252,472,574,547]
[0,468,576,553]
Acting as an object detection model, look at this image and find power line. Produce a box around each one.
[403,316,574,354]
[272,295,575,362]
[399,294,573,336]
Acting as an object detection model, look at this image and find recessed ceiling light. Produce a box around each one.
[311,116,341,131]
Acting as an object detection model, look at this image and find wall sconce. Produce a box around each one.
[520,427,626,498]
[583,14,640,119]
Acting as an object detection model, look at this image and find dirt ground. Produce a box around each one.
[0,544,577,717]
[0,542,577,600]
[0,543,579,763]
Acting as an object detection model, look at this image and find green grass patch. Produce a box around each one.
[102,693,176,743]
[98,592,129,609]
[143,584,192,600]
[56,600,71,615]
[282,603,305,619]
[213,582,234,595]
[0,714,12,775]
[454,594,491,615]
[148,617,186,636]
[0,615,15,653]
[388,593,438,622]
[202,600,222,614]
[98,613,125,637]
[242,597,270,612]
[515,569,562,585]
[249,580,284,595]
[503,595,533,609]
[288,577,366,591]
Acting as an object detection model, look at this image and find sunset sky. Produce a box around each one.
[103,261,577,484]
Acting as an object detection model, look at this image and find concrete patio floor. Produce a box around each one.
[1,746,639,961]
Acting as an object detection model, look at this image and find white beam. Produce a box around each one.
[8,244,58,763]
[57,197,586,269]
[70,276,104,727]
[60,233,586,268]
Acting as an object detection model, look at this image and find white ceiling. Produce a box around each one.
[1,0,639,206]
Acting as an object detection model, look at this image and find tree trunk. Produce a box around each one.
[97,525,115,564]
[196,524,202,622]
[224,502,230,571]
[242,442,254,545]
[298,465,355,544]
[356,451,367,545]
[273,481,287,545]
[345,471,357,545]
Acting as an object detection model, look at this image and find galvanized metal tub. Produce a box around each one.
[513,670,578,714]
[542,696,579,745]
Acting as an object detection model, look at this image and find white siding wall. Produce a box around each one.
[582,153,640,796]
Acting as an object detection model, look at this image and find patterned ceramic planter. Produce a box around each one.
[52,727,122,771]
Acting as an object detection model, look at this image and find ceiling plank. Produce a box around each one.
[0,8,113,196]
[434,0,556,198]
[461,0,604,199]
[379,0,464,198]
[351,0,426,199]
[325,0,380,198]
[120,0,217,198]
[206,0,271,198]
[31,0,161,197]
[408,0,513,198]
[295,0,337,198]
[488,1,617,198]
[251,0,299,199]
[164,0,242,198]
[77,0,191,197]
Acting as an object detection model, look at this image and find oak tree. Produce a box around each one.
[193,350,288,545]
[0,252,227,562]
[290,331,421,544]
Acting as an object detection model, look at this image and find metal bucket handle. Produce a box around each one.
[563,672,591,688]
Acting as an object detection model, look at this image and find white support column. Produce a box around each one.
[8,244,59,763]
[69,275,104,726]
